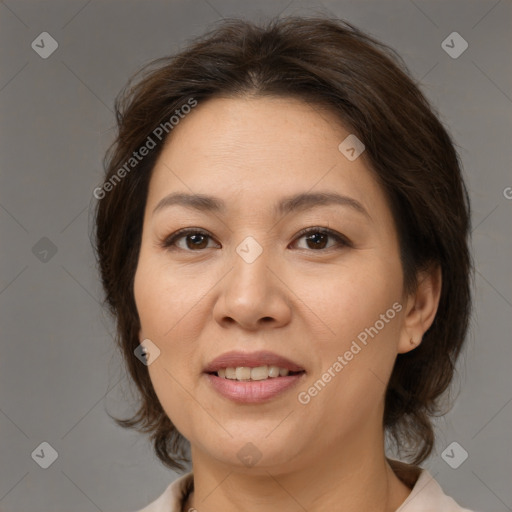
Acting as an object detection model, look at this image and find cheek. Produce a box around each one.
[133,248,212,361]
[134,249,198,339]
[299,257,403,405]
[134,275,202,384]
[307,257,403,344]
[134,256,202,433]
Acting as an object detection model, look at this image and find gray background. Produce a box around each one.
[0,1,511,511]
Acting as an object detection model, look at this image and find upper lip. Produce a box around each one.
[203,350,305,373]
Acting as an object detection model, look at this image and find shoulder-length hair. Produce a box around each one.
[94,16,472,471]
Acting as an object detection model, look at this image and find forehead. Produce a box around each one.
[145,96,386,220]
[161,95,347,164]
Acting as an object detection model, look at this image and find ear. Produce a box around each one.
[398,264,442,354]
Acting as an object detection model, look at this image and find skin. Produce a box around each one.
[133,96,442,512]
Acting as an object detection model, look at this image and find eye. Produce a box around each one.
[160,228,219,251]
[291,227,351,251]
[160,226,350,252]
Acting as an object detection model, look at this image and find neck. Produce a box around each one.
[185,431,414,512]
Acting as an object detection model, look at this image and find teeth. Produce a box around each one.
[251,366,270,381]
[268,366,281,378]
[235,367,251,380]
[216,365,295,380]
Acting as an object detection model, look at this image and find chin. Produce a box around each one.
[199,432,307,474]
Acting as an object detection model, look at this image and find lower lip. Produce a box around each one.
[205,373,305,403]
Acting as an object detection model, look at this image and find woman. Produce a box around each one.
[94,16,475,512]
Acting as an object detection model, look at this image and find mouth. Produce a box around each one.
[210,366,304,381]
[203,350,306,403]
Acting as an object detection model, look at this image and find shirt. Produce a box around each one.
[132,468,476,512]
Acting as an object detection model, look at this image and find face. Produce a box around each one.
[133,96,411,473]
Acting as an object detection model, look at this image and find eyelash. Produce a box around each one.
[159,226,352,252]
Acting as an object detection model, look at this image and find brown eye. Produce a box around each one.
[161,227,350,253]
[303,231,329,250]
[161,229,219,251]
[182,233,210,250]
[292,227,350,251]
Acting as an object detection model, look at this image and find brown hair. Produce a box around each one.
[94,16,472,471]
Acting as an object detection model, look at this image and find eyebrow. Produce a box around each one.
[152,191,370,219]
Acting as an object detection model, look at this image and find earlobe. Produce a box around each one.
[408,336,420,348]
[398,265,442,354]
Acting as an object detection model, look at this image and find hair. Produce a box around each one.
[94,16,472,471]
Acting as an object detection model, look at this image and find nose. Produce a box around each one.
[212,243,292,331]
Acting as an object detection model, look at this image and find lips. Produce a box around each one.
[203,350,306,403]
[203,350,305,374]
